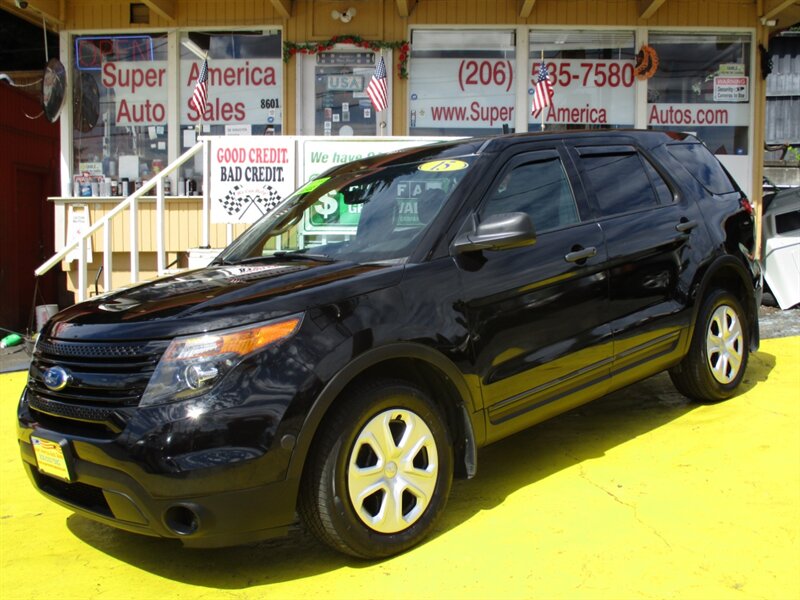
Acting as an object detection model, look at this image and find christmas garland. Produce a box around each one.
[635,44,659,80]
[283,36,411,79]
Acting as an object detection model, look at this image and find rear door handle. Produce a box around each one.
[675,220,697,233]
[565,246,597,263]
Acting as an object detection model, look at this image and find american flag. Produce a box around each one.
[531,62,554,118]
[366,55,388,113]
[191,58,209,117]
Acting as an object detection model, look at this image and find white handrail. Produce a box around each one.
[35,140,206,301]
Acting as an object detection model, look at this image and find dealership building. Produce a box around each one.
[2,0,798,301]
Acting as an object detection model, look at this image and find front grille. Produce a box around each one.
[27,395,129,431]
[36,339,153,359]
[27,338,169,429]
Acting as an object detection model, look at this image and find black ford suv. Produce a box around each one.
[18,131,760,558]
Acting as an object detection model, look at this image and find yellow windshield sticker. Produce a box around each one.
[418,160,469,172]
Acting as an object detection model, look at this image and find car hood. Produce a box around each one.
[44,259,403,341]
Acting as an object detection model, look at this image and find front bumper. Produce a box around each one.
[17,390,301,548]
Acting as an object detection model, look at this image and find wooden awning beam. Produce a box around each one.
[520,0,536,18]
[639,0,668,20]
[763,0,797,21]
[396,0,417,17]
[141,0,176,23]
[271,0,292,19]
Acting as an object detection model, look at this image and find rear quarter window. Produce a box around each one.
[666,143,736,195]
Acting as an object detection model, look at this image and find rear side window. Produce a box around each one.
[642,157,674,204]
[666,143,736,195]
[578,150,658,216]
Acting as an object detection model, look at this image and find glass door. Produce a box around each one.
[299,47,390,136]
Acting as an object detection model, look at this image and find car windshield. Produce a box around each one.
[214,156,475,265]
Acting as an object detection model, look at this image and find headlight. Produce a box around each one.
[140,315,302,407]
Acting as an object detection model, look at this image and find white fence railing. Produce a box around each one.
[35,140,210,302]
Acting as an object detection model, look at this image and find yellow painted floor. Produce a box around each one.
[2,337,799,600]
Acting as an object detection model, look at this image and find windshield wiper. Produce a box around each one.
[272,251,334,262]
[210,255,271,266]
[212,252,334,266]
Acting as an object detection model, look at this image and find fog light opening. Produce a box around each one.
[164,505,200,536]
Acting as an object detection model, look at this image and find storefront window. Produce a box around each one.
[68,31,283,197]
[528,30,636,131]
[72,33,169,194]
[647,32,751,155]
[408,29,516,136]
[178,31,282,193]
[179,31,282,139]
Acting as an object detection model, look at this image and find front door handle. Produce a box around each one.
[565,246,597,263]
[675,220,698,233]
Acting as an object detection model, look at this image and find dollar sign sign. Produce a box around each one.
[314,194,338,218]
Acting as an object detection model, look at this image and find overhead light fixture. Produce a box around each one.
[760,17,777,26]
[331,7,357,23]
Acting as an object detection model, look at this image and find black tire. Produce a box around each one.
[669,289,750,402]
[299,379,453,559]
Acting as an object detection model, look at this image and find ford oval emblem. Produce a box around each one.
[43,366,71,391]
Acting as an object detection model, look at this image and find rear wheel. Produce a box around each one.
[670,289,749,402]
[299,380,453,558]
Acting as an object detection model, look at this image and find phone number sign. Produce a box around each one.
[528,59,635,126]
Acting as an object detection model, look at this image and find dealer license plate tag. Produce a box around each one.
[31,436,73,482]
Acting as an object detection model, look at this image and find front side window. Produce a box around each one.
[647,32,751,156]
[579,149,659,216]
[482,157,579,232]
[408,29,516,136]
[528,30,636,132]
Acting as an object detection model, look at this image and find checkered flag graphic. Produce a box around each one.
[251,187,282,214]
[217,185,284,220]
[219,190,246,216]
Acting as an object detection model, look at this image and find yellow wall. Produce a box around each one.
[69,199,247,252]
[63,0,759,30]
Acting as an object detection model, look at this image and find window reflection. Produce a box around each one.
[647,32,751,156]
[72,34,169,194]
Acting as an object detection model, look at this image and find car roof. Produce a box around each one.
[332,129,692,175]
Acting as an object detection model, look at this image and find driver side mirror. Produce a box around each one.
[451,212,536,254]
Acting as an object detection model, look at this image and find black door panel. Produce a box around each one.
[458,148,613,443]
[568,143,703,382]
[462,223,612,442]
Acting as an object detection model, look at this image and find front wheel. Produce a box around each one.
[670,289,750,402]
[299,380,453,558]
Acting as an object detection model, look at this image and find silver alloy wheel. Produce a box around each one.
[706,304,744,384]
[347,408,439,534]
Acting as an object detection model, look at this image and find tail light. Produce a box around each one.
[740,197,753,215]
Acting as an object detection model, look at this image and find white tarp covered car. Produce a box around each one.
[762,186,800,309]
